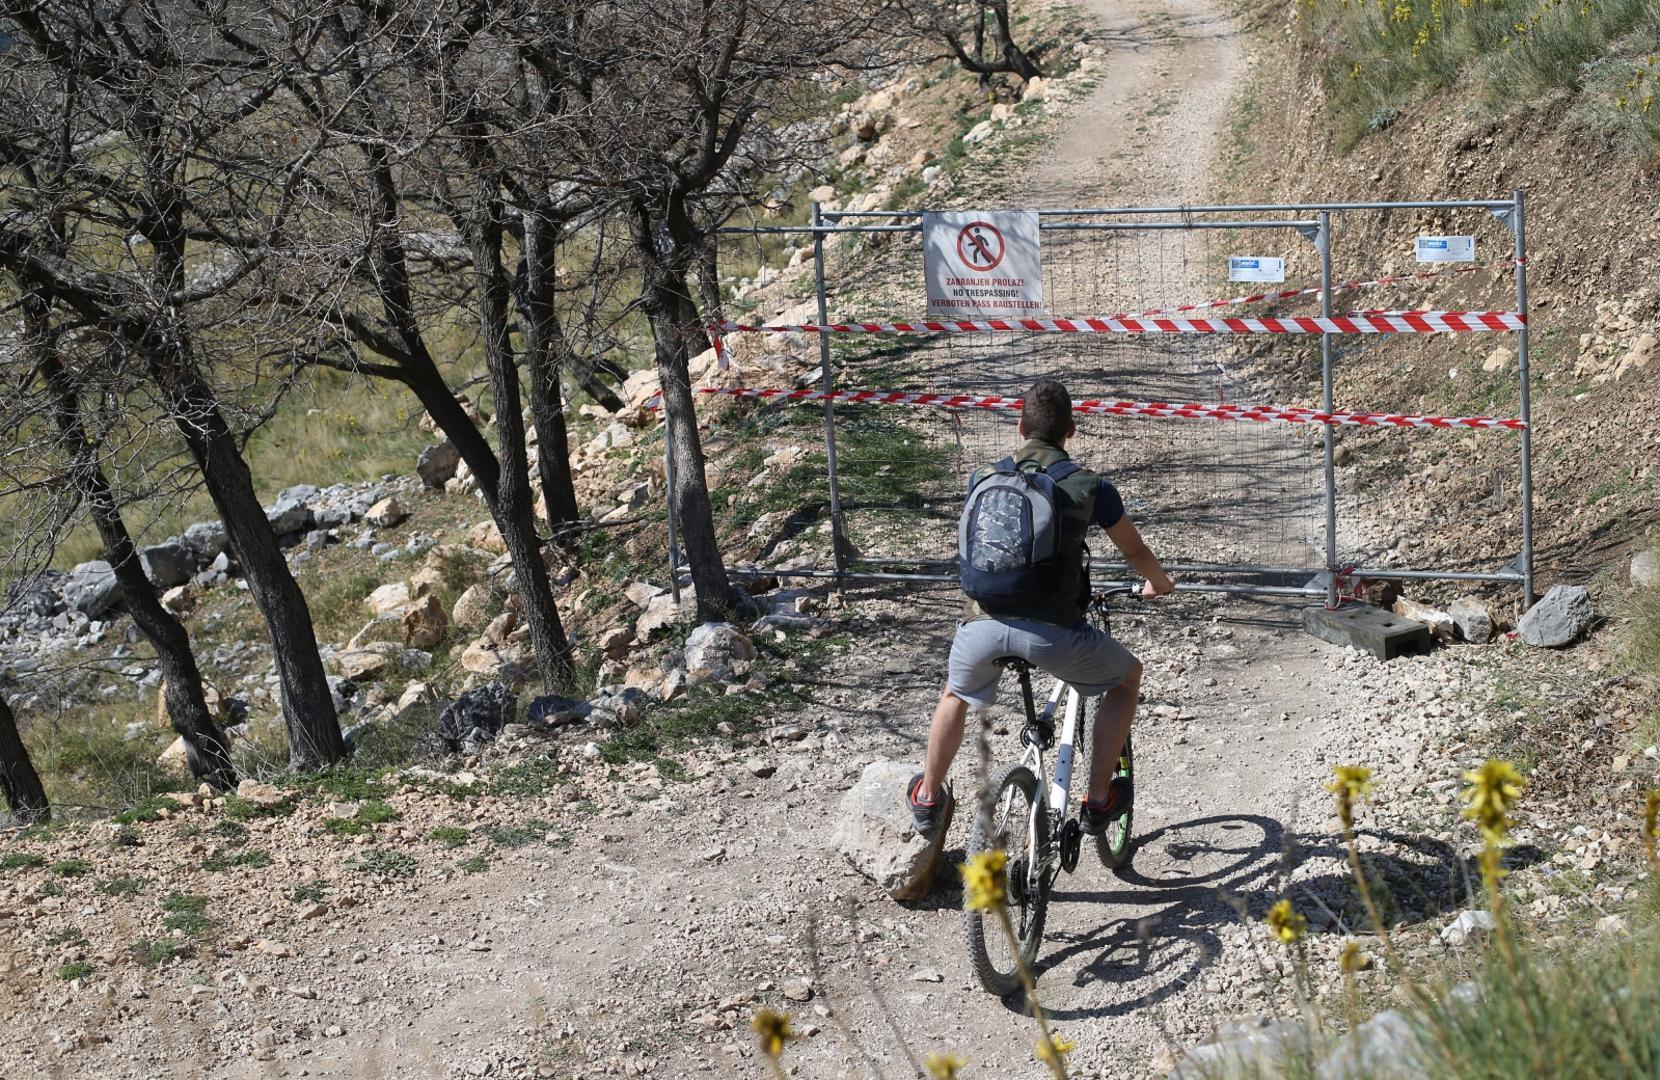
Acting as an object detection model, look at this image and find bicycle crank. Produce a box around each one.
[1059,819,1082,873]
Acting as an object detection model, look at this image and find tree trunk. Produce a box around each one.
[0,694,49,825]
[133,149,345,769]
[466,183,574,689]
[632,200,732,623]
[155,358,345,766]
[688,237,722,357]
[519,209,582,531]
[990,1,1043,81]
[34,322,236,790]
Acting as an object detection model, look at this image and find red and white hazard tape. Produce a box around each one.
[1110,257,1526,321]
[719,311,1524,336]
[677,385,1527,431]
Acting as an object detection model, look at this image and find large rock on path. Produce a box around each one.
[1518,584,1594,648]
[1447,596,1496,644]
[832,761,953,902]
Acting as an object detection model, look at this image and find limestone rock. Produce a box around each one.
[160,585,197,614]
[599,625,635,661]
[467,520,507,554]
[140,542,197,588]
[1170,1017,1312,1080]
[416,441,461,489]
[452,584,493,630]
[402,594,448,649]
[683,622,757,684]
[408,565,444,598]
[636,593,689,641]
[484,611,519,647]
[333,645,394,681]
[1518,584,1594,648]
[181,521,227,563]
[1316,1010,1426,1080]
[1632,548,1660,590]
[1481,345,1513,373]
[831,761,952,901]
[1392,597,1455,643]
[460,637,522,678]
[64,560,121,618]
[235,779,288,809]
[365,497,407,529]
[264,485,316,535]
[1447,596,1495,643]
[364,582,411,616]
[1439,909,1497,946]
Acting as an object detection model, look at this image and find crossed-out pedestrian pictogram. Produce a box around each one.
[956,221,1005,272]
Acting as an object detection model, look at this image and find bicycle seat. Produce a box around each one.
[996,656,1032,672]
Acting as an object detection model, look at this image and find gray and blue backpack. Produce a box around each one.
[958,456,1082,607]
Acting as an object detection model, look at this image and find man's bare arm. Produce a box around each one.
[1104,518,1175,597]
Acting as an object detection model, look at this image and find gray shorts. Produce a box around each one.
[946,618,1139,709]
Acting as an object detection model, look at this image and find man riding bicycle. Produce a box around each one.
[909,379,1175,838]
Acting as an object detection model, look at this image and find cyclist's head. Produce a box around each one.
[1019,379,1076,445]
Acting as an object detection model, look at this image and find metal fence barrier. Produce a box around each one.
[667,195,1535,608]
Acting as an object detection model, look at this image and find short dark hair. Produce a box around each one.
[1021,379,1073,443]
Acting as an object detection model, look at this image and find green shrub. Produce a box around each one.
[97,876,149,897]
[202,847,273,871]
[477,819,556,849]
[1,852,46,871]
[457,854,490,875]
[113,795,179,825]
[161,893,213,936]
[58,961,95,981]
[349,849,416,878]
[50,858,90,878]
[221,795,293,821]
[427,826,472,849]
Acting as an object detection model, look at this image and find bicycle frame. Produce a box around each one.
[1012,671,1086,893]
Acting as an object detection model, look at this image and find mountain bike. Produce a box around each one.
[963,585,1139,996]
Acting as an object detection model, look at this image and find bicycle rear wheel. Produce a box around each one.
[964,762,1050,996]
[1096,733,1135,869]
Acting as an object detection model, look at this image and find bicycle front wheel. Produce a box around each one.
[1096,733,1135,870]
[963,762,1049,996]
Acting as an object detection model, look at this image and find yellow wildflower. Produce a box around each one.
[925,1051,970,1079]
[1643,789,1660,860]
[1461,759,1524,842]
[751,1009,795,1059]
[1036,1033,1076,1070]
[1339,940,1370,973]
[1265,898,1308,945]
[961,849,1008,913]
[1328,765,1375,830]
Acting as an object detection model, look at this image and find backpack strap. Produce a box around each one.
[966,456,1019,498]
[1043,460,1083,483]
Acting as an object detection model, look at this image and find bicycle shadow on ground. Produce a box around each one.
[1018,816,1545,1021]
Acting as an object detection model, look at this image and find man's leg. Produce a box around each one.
[918,687,971,804]
[1086,659,1142,804]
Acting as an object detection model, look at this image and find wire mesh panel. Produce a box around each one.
[698,198,1534,601]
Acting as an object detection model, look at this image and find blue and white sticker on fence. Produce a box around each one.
[1228,256,1285,283]
[1416,235,1476,263]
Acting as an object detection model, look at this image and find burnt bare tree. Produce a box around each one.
[900,0,1044,85]
[0,0,346,766]
[0,693,49,824]
[544,0,887,622]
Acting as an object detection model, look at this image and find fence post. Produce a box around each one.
[663,415,682,604]
[1511,188,1536,608]
[1317,210,1339,608]
[812,201,849,578]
